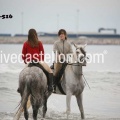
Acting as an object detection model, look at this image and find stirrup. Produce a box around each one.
[53,90,56,93]
[52,86,56,93]
[48,87,53,92]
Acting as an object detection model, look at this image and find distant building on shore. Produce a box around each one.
[0,30,120,38]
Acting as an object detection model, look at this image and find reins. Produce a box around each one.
[82,74,91,89]
[67,62,91,90]
[67,63,81,66]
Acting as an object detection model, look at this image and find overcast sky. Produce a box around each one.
[0,0,120,35]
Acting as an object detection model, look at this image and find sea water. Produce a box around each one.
[0,44,120,120]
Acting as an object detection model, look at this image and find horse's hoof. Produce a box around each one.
[67,111,70,115]
[81,113,85,119]
[41,118,45,120]
[63,111,70,115]
[63,111,67,114]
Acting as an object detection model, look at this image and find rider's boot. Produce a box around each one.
[53,76,57,93]
[48,73,53,92]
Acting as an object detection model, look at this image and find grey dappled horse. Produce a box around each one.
[16,66,51,120]
[56,43,87,119]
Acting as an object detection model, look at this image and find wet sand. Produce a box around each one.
[1,111,120,120]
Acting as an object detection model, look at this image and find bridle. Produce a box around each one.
[66,47,90,89]
[67,63,82,66]
[67,47,87,66]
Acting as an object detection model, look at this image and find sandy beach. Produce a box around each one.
[0,36,120,45]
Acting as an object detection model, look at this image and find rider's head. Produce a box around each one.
[28,29,39,47]
[58,29,67,40]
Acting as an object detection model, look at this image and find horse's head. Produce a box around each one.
[72,42,87,64]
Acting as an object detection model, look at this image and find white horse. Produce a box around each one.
[55,43,87,119]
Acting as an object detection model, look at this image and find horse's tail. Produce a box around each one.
[13,76,31,120]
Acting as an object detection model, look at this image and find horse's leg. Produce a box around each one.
[22,88,29,120]
[42,96,47,118]
[42,91,52,119]
[76,93,85,119]
[66,91,72,117]
[23,96,29,120]
[31,97,40,120]
[33,105,39,120]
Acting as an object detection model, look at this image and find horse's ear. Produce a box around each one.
[72,42,77,48]
[83,44,87,48]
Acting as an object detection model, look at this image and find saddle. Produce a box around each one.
[28,62,49,80]
[56,62,68,83]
